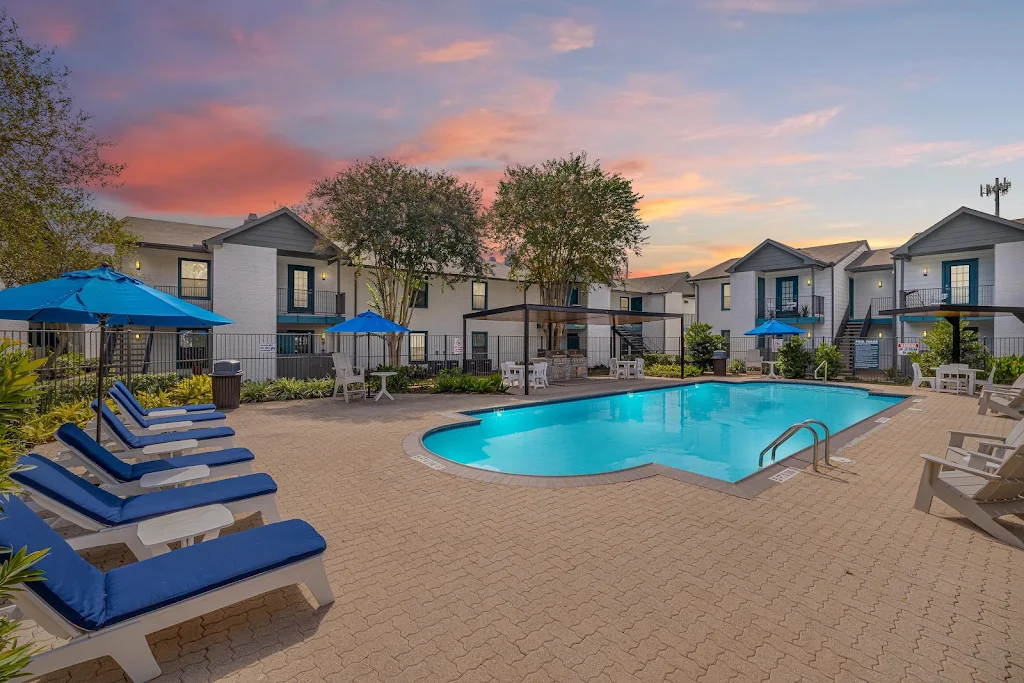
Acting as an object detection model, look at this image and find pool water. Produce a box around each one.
[422,382,904,482]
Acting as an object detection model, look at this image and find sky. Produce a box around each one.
[8,0,1024,276]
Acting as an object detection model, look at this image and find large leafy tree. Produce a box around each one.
[0,9,135,287]
[487,153,647,349]
[306,157,487,365]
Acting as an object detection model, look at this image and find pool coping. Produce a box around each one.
[401,378,915,499]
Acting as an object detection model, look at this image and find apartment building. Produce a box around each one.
[609,272,695,356]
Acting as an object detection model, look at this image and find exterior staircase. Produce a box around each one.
[613,325,652,355]
[836,320,862,368]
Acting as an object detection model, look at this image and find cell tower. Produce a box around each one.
[980,177,1011,216]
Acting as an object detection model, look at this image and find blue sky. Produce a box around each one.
[8,0,1024,274]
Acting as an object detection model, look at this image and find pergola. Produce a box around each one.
[877,303,1024,363]
[462,303,688,395]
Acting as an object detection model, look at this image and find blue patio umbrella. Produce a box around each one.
[743,319,805,337]
[325,311,409,334]
[0,265,233,440]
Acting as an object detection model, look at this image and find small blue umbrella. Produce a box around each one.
[325,311,409,334]
[0,265,233,440]
[743,319,805,337]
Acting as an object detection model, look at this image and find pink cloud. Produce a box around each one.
[418,40,494,64]
[550,20,595,53]
[767,106,843,137]
[106,105,334,215]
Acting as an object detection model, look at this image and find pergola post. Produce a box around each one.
[948,315,961,364]
[461,318,467,372]
[522,305,530,396]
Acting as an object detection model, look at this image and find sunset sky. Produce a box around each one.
[9,0,1024,275]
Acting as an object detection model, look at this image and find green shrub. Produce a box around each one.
[642,353,680,366]
[643,364,703,378]
[912,319,991,372]
[131,373,182,394]
[777,336,814,379]
[884,365,910,385]
[684,323,724,371]
[20,399,92,445]
[166,375,212,405]
[727,359,746,375]
[992,355,1024,385]
[814,343,844,376]
[367,365,412,393]
[432,369,506,394]
[49,352,98,378]
[240,379,276,403]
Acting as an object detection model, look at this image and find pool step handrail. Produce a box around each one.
[814,360,828,381]
[759,420,832,472]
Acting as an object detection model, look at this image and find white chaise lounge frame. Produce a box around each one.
[97,415,233,460]
[21,488,280,560]
[19,556,334,682]
[108,390,227,432]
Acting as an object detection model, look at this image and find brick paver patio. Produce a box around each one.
[27,379,1024,682]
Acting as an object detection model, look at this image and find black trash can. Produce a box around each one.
[712,350,728,376]
[211,360,243,410]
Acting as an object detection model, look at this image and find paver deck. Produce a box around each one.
[25,378,1024,682]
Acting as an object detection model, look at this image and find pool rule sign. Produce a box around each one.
[854,339,880,369]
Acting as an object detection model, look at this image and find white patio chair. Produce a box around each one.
[978,388,1024,420]
[914,440,1024,548]
[530,362,549,388]
[634,358,645,379]
[332,352,367,403]
[500,361,520,388]
[613,359,629,380]
[910,362,935,390]
[745,349,763,374]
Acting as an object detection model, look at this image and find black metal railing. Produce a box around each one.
[276,289,345,316]
[898,285,992,308]
[757,295,824,320]
[871,296,893,312]
[150,284,213,310]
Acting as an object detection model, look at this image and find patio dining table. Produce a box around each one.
[613,359,639,379]
[935,365,980,395]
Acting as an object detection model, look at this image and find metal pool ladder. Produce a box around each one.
[759,419,831,472]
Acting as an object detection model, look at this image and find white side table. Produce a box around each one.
[138,464,211,489]
[136,504,235,556]
[371,371,398,401]
[763,361,780,379]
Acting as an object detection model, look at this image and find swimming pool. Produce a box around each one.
[422,382,904,482]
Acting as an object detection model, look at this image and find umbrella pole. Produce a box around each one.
[96,315,109,443]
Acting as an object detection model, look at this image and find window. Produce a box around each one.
[569,287,580,306]
[721,330,730,355]
[471,331,488,357]
[721,283,731,311]
[176,329,210,371]
[566,332,580,350]
[619,296,630,311]
[471,281,487,310]
[630,297,642,312]
[411,283,428,309]
[178,259,210,299]
[409,331,427,363]
[288,265,314,312]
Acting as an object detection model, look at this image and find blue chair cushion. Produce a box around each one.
[13,455,276,526]
[113,381,217,415]
[116,473,277,524]
[0,494,107,631]
[128,448,255,480]
[93,400,142,447]
[56,423,133,482]
[103,520,326,627]
[0,495,325,632]
[14,454,123,525]
[110,386,226,426]
[92,401,235,448]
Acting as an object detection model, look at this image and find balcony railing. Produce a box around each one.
[150,284,212,311]
[276,289,345,317]
[873,285,992,312]
[757,295,824,320]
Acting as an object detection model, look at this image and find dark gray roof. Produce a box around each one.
[893,206,1024,256]
[125,217,225,251]
[620,271,694,295]
[689,258,740,281]
[847,249,894,272]
[796,240,867,265]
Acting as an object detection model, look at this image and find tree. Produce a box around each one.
[777,336,814,379]
[306,157,487,365]
[684,322,724,371]
[0,9,135,287]
[912,319,990,372]
[487,153,647,350]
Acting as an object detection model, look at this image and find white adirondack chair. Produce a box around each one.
[910,362,935,390]
[332,353,367,403]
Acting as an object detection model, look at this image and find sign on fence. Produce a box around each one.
[854,339,880,369]
[451,337,463,355]
[897,342,920,356]
[258,343,277,353]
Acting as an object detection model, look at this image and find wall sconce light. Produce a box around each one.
[878,332,883,338]
[877,280,883,288]
[134,333,141,340]
[321,272,327,280]
[922,268,928,277]
[806,278,812,286]
[922,330,927,338]
[135,260,141,270]
[807,332,812,338]
[321,331,326,341]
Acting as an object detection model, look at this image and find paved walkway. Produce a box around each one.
[27,379,1024,682]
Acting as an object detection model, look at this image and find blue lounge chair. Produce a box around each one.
[55,423,254,494]
[113,379,218,414]
[92,400,234,458]
[13,454,279,559]
[109,385,227,431]
[2,494,333,682]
